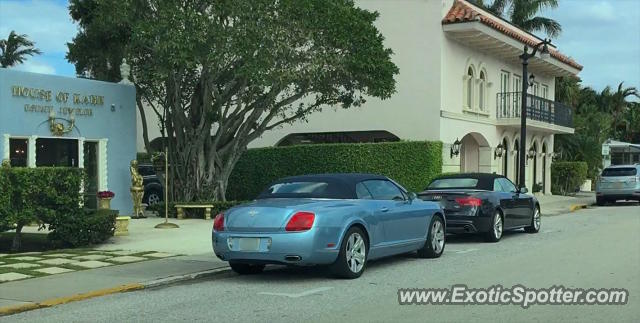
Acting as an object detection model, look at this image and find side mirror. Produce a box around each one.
[518,187,529,194]
[408,192,417,201]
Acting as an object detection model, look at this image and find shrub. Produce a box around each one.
[48,209,118,247]
[226,141,443,200]
[551,161,588,195]
[0,168,12,232]
[0,167,85,251]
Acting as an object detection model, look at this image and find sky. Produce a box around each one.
[0,0,639,92]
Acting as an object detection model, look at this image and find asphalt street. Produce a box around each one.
[7,203,640,322]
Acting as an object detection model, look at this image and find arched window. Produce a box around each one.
[479,71,486,111]
[466,67,474,108]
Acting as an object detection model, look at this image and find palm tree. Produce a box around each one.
[0,30,42,68]
[600,82,640,137]
[472,0,562,38]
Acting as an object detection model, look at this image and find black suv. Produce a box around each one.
[138,164,164,205]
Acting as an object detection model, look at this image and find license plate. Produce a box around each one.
[614,182,624,189]
[237,238,260,251]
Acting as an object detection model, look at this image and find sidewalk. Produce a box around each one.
[0,252,228,315]
[536,191,595,216]
[1,217,228,315]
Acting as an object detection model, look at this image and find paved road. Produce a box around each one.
[8,204,640,322]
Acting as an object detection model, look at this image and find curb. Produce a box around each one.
[569,204,588,212]
[0,267,231,317]
[142,266,232,289]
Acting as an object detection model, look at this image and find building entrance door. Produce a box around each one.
[84,142,99,209]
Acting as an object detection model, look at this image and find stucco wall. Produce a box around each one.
[0,69,137,214]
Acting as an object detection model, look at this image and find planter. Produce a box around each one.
[115,216,131,236]
[98,197,112,210]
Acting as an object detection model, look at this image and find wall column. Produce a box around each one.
[27,135,37,168]
[478,147,493,173]
[98,139,108,191]
[2,134,9,161]
[442,142,462,173]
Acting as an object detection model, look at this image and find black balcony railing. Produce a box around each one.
[496,92,573,128]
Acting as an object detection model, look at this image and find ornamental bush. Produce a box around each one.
[551,161,588,195]
[0,168,12,232]
[0,167,85,251]
[48,209,118,247]
[226,141,443,200]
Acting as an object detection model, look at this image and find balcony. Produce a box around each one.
[496,92,573,133]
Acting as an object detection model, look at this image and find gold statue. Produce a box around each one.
[1,159,10,168]
[130,160,145,218]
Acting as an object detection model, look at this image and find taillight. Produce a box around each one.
[285,212,315,232]
[213,213,224,232]
[455,197,482,207]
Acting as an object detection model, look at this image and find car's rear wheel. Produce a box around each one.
[485,211,503,242]
[329,226,368,279]
[417,215,445,258]
[229,262,265,275]
[524,206,541,233]
[145,189,162,205]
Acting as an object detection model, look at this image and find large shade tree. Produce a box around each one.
[0,30,42,68]
[472,0,562,37]
[67,0,398,201]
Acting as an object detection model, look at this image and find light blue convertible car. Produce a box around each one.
[212,173,445,278]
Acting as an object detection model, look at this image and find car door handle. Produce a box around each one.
[380,207,389,213]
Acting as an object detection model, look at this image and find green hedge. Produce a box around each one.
[227,141,443,200]
[147,201,247,218]
[0,167,115,250]
[48,209,118,247]
[551,161,588,195]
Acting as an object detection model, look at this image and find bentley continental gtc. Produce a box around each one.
[212,173,445,278]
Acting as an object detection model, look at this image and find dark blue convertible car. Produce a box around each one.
[419,173,540,242]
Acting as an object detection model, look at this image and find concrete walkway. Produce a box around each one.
[536,192,595,216]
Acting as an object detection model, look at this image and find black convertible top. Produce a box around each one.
[258,173,389,199]
[428,173,507,191]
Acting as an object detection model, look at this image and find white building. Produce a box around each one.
[137,0,582,194]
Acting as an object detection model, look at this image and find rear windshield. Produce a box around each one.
[257,181,347,199]
[427,178,479,189]
[601,168,637,177]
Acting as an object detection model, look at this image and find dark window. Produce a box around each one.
[355,182,373,199]
[362,180,405,201]
[257,180,350,199]
[498,178,517,193]
[36,138,78,167]
[601,168,637,177]
[138,166,154,176]
[9,138,28,167]
[428,178,479,189]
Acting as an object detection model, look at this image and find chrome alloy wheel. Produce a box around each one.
[345,232,366,273]
[494,213,503,239]
[533,208,541,230]
[431,220,445,254]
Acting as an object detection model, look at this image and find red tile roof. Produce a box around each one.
[442,0,582,71]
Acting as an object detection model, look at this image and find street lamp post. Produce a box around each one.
[518,39,551,189]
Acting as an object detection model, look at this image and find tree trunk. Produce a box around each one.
[11,224,23,252]
[136,88,153,153]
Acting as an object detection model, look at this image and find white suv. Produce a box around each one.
[595,164,640,205]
